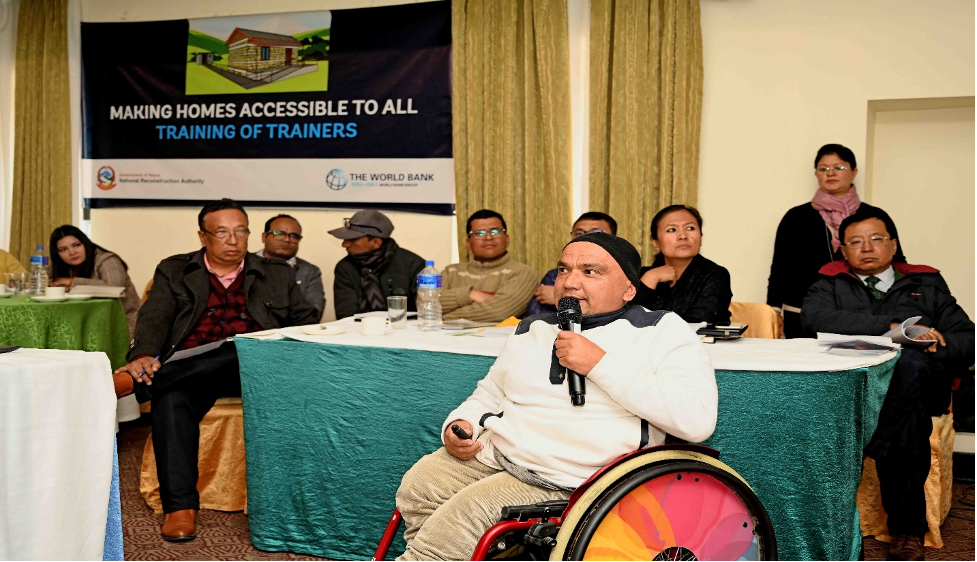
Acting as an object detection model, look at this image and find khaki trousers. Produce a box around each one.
[395,448,570,561]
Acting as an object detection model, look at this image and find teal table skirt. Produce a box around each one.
[236,338,895,561]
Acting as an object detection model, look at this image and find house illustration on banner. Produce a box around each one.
[211,28,316,86]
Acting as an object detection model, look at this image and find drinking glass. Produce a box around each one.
[387,296,408,329]
[5,272,26,294]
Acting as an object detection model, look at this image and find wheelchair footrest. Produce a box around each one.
[500,500,569,522]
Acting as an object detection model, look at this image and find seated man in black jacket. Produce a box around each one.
[802,207,974,562]
[112,199,318,542]
[329,209,426,319]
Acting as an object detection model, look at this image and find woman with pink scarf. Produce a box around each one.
[767,144,906,338]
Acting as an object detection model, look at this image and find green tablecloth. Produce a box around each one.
[0,296,130,369]
[236,338,896,561]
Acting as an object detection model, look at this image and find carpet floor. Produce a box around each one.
[119,418,974,561]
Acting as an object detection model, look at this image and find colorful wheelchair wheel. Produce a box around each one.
[549,450,777,561]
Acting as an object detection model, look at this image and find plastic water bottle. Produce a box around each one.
[28,244,50,295]
[416,260,442,331]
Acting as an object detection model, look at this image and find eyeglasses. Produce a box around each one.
[468,228,506,239]
[816,165,851,174]
[844,236,890,248]
[571,228,606,238]
[266,230,303,241]
[344,218,383,233]
[203,228,250,240]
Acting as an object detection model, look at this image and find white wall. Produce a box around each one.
[697,0,975,305]
[870,104,975,317]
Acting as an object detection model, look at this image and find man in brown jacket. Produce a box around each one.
[440,209,538,322]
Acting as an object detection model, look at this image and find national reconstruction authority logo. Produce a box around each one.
[96,166,117,190]
[326,169,348,191]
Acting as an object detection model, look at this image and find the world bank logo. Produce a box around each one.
[96,166,116,190]
[326,169,348,191]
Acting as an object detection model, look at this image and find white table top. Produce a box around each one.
[239,319,897,373]
[0,347,116,560]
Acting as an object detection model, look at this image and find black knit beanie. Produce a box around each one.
[564,232,642,285]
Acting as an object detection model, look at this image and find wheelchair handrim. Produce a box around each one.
[549,450,777,561]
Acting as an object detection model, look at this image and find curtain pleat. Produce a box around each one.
[453,0,572,276]
[10,0,71,263]
[589,0,702,262]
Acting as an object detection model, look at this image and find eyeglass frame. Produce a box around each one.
[844,235,891,249]
[265,230,303,242]
[202,228,251,240]
[816,165,851,174]
[468,228,507,239]
[344,218,384,234]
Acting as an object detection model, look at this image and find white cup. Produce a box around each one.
[361,316,390,336]
[0,284,6,294]
[45,286,66,298]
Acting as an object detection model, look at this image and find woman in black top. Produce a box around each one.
[634,205,732,324]
[767,144,906,338]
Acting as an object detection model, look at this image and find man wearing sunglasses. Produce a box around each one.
[526,212,617,316]
[259,214,325,321]
[329,209,426,319]
[440,209,538,323]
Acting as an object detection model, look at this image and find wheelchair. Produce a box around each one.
[374,443,777,560]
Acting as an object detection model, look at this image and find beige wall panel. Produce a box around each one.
[698,0,974,304]
[870,105,975,318]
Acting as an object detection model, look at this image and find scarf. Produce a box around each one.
[350,238,400,312]
[811,185,861,252]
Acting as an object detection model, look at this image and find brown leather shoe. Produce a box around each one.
[886,535,924,561]
[161,509,197,542]
[112,373,134,399]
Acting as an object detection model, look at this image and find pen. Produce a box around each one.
[139,355,161,378]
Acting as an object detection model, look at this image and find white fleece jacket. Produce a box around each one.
[442,306,718,489]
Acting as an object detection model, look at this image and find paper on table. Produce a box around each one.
[884,316,937,349]
[816,332,897,356]
[167,338,231,363]
[470,326,516,338]
[70,285,125,298]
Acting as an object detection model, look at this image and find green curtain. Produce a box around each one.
[452,0,572,276]
[10,0,71,263]
[589,0,703,262]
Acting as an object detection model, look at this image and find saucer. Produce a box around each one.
[0,292,13,298]
[301,325,345,336]
[65,294,93,301]
[30,295,69,302]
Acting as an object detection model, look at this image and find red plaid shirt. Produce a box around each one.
[179,270,262,351]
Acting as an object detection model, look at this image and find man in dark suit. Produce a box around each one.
[802,206,974,561]
[113,198,318,542]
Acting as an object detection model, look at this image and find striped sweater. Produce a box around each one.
[440,253,538,322]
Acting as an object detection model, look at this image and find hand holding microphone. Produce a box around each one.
[556,297,605,407]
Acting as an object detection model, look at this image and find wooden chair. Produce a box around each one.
[140,397,248,513]
[141,279,153,303]
[728,302,782,339]
[856,411,955,548]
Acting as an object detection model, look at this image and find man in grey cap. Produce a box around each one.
[329,209,427,319]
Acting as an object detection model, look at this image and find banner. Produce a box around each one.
[81,2,453,214]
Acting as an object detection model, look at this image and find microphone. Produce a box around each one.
[557,297,586,407]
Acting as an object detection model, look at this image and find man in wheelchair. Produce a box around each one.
[395,233,719,560]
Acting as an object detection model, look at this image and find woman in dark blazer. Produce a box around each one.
[634,205,732,324]
[767,144,906,338]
